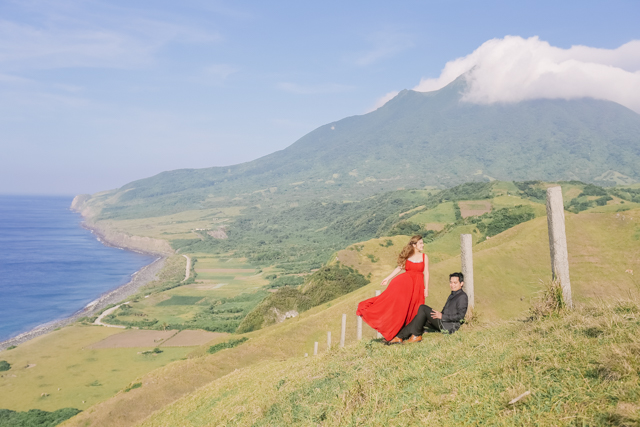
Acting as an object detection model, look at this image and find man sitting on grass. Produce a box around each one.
[388,272,468,344]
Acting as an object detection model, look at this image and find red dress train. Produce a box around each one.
[356,254,425,341]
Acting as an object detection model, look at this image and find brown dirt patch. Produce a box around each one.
[161,330,227,347]
[425,223,445,231]
[459,201,492,218]
[197,269,256,273]
[86,330,177,349]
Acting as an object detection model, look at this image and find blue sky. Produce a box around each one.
[1,0,639,195]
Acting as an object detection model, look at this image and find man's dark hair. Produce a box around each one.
[449,272,464,282]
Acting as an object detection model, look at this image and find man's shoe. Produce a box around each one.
[406,335,422,343]
[386,336,403,345]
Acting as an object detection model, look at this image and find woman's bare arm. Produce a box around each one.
[381,266,402,286]
[424,254,430,297]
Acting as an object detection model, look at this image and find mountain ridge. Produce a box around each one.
[76,76,640,220]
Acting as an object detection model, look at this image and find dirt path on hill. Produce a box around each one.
[94,304,127,328]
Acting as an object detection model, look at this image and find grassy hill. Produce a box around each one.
[56,206,640,426]
[137,298,640,426]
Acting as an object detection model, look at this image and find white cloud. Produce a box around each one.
[277,82,354,95]
[412,36,640,113]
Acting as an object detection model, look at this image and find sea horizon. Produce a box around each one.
[0,194,155,342]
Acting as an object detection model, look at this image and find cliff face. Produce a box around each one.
[72,195,174,256]
[82,222,174,256]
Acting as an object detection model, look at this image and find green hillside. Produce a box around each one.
[58,206,640,427]
[139,298,640,426]
[74,77,640,222]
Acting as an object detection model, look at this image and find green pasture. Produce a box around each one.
[408,201,456,225]
[490,195,545,213]
[99,207,244,241]
[0,325,192,412]
[193,255,258,270]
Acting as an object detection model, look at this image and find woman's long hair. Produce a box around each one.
[397,235,423,267]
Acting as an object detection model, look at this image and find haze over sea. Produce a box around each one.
[0,195,154,342]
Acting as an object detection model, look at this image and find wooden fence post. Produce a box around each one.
[340,314,346,347]
[327,331,331,349]
[375,290,383,339]
[313,342,318,356]
[357,316,362,340]
[546,186,573,308]
[460,234,475,309]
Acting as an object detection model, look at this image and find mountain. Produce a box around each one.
[76,76,640,220]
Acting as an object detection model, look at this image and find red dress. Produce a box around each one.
[356,254,426,341]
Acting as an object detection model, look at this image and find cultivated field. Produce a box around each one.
[458,200,492,217]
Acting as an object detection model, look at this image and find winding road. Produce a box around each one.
[183,255,191,281]
[94,255,191,328]
[94,303,128,328]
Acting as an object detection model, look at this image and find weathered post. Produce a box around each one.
[340,314,347,347]
[313,341,318,356]
[327,331,331,349]
[375,290,383,339]
[546,186,573,308]
[460,234,475,309]
[357,316,363,340]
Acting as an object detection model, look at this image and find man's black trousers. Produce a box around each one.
[396,305,442,339]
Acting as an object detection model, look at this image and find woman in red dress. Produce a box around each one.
[356,235,429,343]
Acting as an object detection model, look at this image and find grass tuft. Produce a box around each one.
[528,279,565,320]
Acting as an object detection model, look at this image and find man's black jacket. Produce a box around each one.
[440,289,468,333]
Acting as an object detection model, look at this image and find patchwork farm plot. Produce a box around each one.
[102,255,270,333]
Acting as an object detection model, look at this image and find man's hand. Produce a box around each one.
[431,310,442,319]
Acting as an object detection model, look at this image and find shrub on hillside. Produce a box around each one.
[435,182,494,202]
[207,337,249,354]
[0,361,10,371]
[266,275,305,289]
[475,205,536,237]
[301,264,370,308]
[579,184,608,197]
[567,197,595,213]
[385,221,436,239]
[453,202,462,221]
[0,408,81,427]
[514,181,547,200]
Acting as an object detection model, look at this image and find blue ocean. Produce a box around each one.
[0,195,155,342]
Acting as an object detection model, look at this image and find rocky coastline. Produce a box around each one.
[0,200,175,351]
